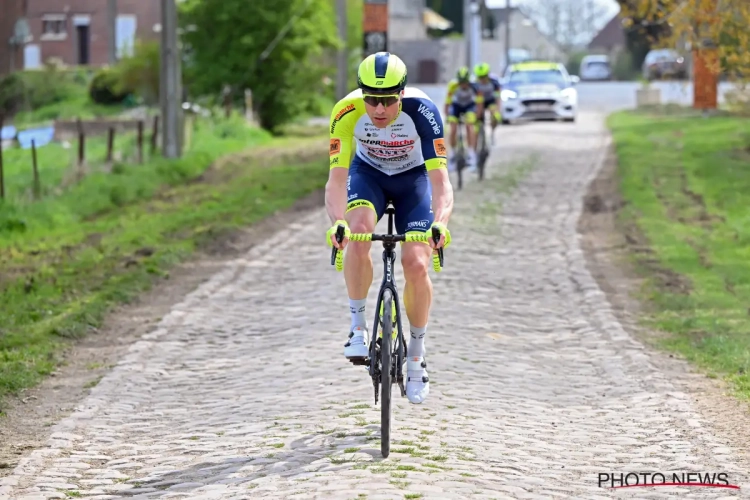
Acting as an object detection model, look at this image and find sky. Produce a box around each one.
[485,0,620,18]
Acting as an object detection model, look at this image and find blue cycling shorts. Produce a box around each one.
[346,155,434,235]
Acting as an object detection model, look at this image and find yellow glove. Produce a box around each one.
[326,219,350,248]
[430,222,451,249]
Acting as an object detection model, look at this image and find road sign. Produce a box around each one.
[363,0,387,56]
[363,31,387,54]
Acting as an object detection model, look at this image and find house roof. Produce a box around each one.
[424,7,453,30]
[588,13,626,49]
[487,6,521,26]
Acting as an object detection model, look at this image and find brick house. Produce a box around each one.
[0,0,161,76]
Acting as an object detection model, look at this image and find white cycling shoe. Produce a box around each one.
[467,150,478,172]
[406,354,429,404]
[344,326,370,359]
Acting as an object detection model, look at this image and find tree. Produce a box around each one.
[179,0,341,132]
[523,0,612,52]
[618,0,750,81]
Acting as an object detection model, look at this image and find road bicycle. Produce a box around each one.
[330,203,445,458]
[475,117,489,182]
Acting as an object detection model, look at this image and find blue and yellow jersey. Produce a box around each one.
[329,87,447,174]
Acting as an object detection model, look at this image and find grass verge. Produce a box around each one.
[608,107,750,398]
[0,121,327,408]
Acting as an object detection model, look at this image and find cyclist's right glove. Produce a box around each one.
[430,222,452,249]
[326,219,350,248]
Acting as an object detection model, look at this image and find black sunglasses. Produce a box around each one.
[363,94,400,107]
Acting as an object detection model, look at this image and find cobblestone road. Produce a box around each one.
[2,112,748,499]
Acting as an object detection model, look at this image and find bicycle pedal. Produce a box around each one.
[348,356,369,366]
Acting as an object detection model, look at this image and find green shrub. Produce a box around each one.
[90,68,131,105]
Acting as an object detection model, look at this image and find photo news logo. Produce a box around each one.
[598,472,740,490]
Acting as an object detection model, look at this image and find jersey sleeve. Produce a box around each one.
[445,80,457,104]
[328,98,359,170]
[405,97,447,172]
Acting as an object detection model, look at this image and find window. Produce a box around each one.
[42,15,66,40]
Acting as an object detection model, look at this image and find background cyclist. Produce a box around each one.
[472,62,502,145]
[444,67,483,172]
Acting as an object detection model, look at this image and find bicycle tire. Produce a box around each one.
[380,289,393,458]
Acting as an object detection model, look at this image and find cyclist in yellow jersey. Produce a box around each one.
[472,62,503,142]
[444,67,483,172]
[325,52,454,404]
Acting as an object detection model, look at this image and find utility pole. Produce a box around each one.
[464,0,471,69]
[470,0,481,70]
[107,0,117,64]
[336,0,348,99]
[504,0,511,71]
[160,0,183,158]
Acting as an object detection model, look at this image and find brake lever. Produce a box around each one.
[431,226,444,268]
[330,225,345,266]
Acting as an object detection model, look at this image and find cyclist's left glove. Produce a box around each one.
[430,222,451,249]
[326,219,350,248]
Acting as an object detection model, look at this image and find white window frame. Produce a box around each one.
[41,14,67,41]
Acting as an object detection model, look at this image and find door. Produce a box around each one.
[76,25,90,64]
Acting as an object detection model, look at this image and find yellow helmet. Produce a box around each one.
[357,52,408,94]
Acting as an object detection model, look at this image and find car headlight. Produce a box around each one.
[500,89,517,101]
[560,88,576,99]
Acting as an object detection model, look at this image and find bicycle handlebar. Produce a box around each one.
[330,225,444,273]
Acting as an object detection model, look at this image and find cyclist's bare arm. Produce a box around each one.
[429,168,453,227]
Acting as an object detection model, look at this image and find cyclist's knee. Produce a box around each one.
[346,207,376,253]
[401,243,431,280]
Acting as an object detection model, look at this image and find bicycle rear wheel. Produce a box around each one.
[380,289,393,458]
[477,122,487,181]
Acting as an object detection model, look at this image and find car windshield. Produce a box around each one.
[509,69,566,85]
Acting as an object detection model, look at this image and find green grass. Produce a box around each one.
[608,108,750,398]
[0,117,326,407]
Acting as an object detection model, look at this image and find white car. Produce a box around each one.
[580,54,612,81]
[499,61,578,124]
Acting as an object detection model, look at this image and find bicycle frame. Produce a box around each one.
[367,207,407,396]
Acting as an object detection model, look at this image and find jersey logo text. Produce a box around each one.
[433,138,446,157]
[330,138,341,156]
[418,103,441,135]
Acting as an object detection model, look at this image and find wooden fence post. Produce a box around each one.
[137,120,144,164]
[150,115,159,156]
[106,127,115,163]
[76,118,85,168]
[31,138,40,200]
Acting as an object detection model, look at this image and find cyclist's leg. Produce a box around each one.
[464,104,478,168]
[389,166,435,403]
[447,104,460,171]
[342,156,387,358]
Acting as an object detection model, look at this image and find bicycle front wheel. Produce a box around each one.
[380,289,393,458]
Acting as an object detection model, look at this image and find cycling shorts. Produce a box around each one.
[346,154,434,235]
[448,102,477,124]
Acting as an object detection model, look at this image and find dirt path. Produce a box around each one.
[2,112,749,499]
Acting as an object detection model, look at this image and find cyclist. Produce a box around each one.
[472,62,502,143]
[326,52,454,405]
[444,66,483,172]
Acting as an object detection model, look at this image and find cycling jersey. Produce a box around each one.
[473,74,501,101]
[445,79,483,107]
[328,87,447,175]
